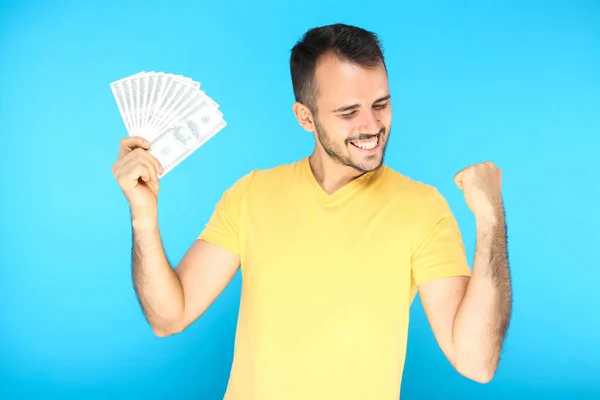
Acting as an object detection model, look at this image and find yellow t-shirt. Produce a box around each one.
[198,157,471,400]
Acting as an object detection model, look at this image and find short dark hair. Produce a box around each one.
[289,23,386,112]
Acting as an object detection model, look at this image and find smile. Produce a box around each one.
[349,134,381,152]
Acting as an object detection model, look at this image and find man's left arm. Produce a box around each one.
[417,161,513,384]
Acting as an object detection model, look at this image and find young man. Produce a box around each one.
[111,23,512,400]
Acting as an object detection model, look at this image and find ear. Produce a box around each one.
[292,101,316,132]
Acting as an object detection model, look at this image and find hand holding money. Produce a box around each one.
[112,136,164,219]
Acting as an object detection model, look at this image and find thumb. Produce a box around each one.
[454,171,465,190]
[454,176,463,190]
[454,166,473,190]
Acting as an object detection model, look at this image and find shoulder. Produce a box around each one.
[226,159,304,196]
[379,165,456,232]
[380,164,447,206]
[242,159,305,190]
[251,159,304,180]
[379,166,460,251]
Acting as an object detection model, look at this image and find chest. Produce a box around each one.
[237,193,415,311]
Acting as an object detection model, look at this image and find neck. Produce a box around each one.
[308,149,365,195]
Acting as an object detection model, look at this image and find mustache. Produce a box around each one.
[346,127,386,144]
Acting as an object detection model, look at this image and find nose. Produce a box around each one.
[359,109,383,135]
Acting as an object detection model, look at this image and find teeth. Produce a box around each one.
[352,136,378,150]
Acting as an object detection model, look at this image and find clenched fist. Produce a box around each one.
[112,136,164,219]
[454,161,504,221]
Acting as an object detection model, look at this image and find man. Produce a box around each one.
[111,23,512,400]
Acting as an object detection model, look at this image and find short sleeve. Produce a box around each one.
[197,171,254,255]
[411,188,472,286]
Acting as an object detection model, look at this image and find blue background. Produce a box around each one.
[1,0,599,399]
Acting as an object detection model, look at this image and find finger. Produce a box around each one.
[135,155,159,183]
[454,176,464,190]
[115,162,152,190]
[131,147,164,177]
[455,164,477,189]
[453,168,468,189]
[146,177,160,195]
[116,154,158,184]
[139,148,165,176]
[114,148,162,180]
[118,136,151,159]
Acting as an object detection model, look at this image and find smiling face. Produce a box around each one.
[296,53,392,173]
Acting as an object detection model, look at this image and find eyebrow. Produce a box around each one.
[331,94,391,113]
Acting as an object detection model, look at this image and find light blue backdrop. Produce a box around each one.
[1,1,598,399]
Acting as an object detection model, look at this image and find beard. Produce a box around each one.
[314,117,389,173]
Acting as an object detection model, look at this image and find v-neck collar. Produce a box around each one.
[300,157,385,207]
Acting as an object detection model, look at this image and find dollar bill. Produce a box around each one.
[147,98,226,178]
[110,71,227,178]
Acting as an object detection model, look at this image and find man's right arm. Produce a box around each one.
[112,136,242,337]
[131,217,240,337]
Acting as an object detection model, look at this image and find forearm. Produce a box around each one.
[452,207,512,382]
[131,216,185,336]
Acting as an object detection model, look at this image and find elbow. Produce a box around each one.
[152,327,177,338]
[462,368,496,384]
[454,356,498,384]
[151,320,185,338]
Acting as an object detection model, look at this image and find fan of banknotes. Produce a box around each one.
[110,71,226,178]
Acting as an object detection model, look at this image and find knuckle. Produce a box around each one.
[136,148,149,158]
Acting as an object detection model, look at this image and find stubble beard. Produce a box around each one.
[314,117,389,173]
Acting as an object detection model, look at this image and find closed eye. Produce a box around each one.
[340,110,358,119]
[339,101,390,119]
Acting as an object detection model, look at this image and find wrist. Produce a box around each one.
[130,209,159,231]
[475,198,505,226]
[475,211,503,230]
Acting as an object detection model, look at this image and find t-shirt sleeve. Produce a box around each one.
[411,187,472,286]
[197,171,254,255]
